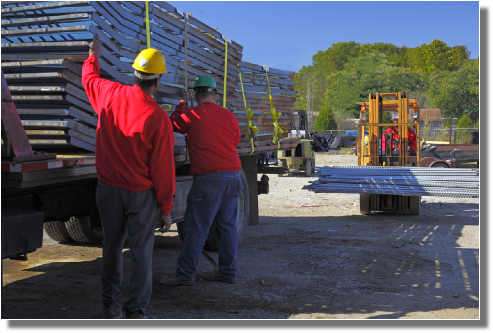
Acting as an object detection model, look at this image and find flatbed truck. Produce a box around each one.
[1,70,297,260]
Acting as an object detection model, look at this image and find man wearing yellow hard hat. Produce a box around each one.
[82,34,175,319]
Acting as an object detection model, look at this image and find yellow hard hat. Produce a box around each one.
[132,48,167,74]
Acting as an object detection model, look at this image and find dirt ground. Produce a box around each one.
[1,152,480,320]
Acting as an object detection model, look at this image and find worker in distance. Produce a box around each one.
[160,75,243,286]
[82,33,175,319]
[382,112,417,156]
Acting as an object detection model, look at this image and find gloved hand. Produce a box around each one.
[159,214,172,233]
[174,100,187,113]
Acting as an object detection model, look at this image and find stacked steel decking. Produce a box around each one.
[232,61,295,145]
[1,1,296,154]
[304,166,479,198]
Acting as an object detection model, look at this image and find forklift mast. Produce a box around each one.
[290,110,308,138]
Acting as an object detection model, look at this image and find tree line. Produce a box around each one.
[294,40,479,131]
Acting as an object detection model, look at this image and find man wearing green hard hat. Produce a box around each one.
[160,75,243,286]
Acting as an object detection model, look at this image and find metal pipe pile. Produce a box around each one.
[1,1,296,154]
[305,166,479,198]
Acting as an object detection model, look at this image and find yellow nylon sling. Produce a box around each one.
[223,36,228,108]
[144,1,151,48]
[144,2,171,111]
[264,67,286,150]
[238,64,258,154]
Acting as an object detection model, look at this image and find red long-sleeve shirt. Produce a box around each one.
[381,126,417,152]
[170,101,241,176]
[82,55,175,216]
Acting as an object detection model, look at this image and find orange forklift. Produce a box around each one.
[356,91,421,215]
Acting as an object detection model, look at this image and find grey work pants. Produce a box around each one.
[96,181,158,315]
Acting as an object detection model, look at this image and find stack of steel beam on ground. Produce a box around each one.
[232,61,295,145]
[304,166,479,198]
[1,1,298,155]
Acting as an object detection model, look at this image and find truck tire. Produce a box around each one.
[176,168,250,252]
[431,162,450,168]
[44,221,74,243]
[65,216,103,244]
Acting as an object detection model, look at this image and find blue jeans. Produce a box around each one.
[177,171,242,280]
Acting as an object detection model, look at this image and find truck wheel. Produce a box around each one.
[44,221,74,243]
[65,216,103,244]
[176,168,250,252]
[431,162,450,168]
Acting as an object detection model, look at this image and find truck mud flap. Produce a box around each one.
[1,209,44,260]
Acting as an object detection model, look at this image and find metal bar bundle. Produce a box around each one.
[2,1,300,155]
[305,166,479,198]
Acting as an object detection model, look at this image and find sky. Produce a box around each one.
[168,0,480,73]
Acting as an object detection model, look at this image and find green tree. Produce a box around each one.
[325,53,426,123]
[428,58,479,122]
[456,113,474,143]
[313,105,337,131]
[294,40,473,124]
[317,41,360,73]
[457,113,473,128]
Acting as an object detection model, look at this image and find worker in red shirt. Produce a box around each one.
[82,34,175,319]
[160,75,242,286]
[382,112,417,156]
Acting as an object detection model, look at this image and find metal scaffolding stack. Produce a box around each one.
[1,1,297,154]
[305,166,479,199]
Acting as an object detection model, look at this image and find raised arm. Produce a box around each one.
[82,34,122,114]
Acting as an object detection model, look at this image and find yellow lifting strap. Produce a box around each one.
[144,1,151,48]
[238,65,258,155]
[223,36,228,108]
[264,67,286,150]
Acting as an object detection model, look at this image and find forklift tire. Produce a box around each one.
[44,221,74,243]
[305,159,312,177]
[177,168,250,252]
[360,194,371,215]
[65,216,103,244]
[409,196,421,215]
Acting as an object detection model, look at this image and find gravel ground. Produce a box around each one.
[1,151,480,322]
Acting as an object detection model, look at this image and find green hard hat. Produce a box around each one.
[193,75,217,91]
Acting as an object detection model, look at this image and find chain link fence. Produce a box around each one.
[313,130,353,136]
[419,128,479,144]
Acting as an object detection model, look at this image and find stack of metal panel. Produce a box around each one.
[304,166,479,198]
[1,1,245,154]
[232,61,295,145]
